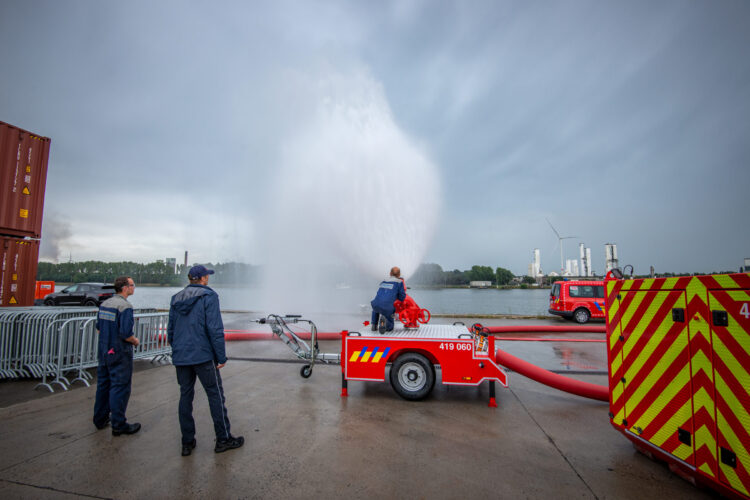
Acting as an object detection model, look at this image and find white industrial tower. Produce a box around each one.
[580,243,594,277]
[529,248,542,277]
[605,243,619,272]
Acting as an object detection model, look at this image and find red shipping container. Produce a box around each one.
[0,121,51,238]
[0,236,40,307]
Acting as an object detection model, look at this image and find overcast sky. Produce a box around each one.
[2,0,749,278]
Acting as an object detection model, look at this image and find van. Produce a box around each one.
[548,280,606,323]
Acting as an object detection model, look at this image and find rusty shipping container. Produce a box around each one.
[0,236,40,307]
[0,121,51,238]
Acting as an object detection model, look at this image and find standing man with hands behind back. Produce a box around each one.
[93,276,141,435]
[168,265,243,457]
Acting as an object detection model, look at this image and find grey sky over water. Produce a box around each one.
[1,1,748,277]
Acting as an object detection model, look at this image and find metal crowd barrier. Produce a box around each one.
[0,307,166,392]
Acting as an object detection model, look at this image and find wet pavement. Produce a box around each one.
[0,315,716,499]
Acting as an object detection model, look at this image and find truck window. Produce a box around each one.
[551,283,560,298]
[594,286,605,298]
[570,286,595,298]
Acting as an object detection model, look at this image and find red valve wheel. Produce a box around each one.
[417,308,431,324]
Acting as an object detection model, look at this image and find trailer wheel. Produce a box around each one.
[300,365,312,378]
[390,353,435,401]
[573,308,591,324]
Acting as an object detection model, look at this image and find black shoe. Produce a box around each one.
[112,422,141,436]
[215,435,244,453]
[371,323,377,332]
[181,439,197,456]
[94,417,110,430]
[378,317,386,334]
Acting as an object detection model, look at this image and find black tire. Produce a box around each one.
[574,308,591,324]
[84,299,98,307]
[300,365,312,378]
[44,298,55,306]
[389,353,435,401]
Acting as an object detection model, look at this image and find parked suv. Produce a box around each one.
[548,280,606,323]
[43,283,115,306]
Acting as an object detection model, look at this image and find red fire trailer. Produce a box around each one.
[340,324,508,405]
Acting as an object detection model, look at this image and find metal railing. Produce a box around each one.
[0,307,168,392]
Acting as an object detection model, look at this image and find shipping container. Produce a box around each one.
[0,236,41,307]
[0,121,51,238]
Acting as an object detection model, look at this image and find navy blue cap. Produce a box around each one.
[188,265,215,279]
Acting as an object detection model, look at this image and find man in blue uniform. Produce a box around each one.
[93,276,141,435]
[371,266,406,333]
[168,265,243,456]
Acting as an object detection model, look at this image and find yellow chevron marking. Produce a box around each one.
[694,424,717,454]
[620,292,648,331]
[631,367,690,434]
[649,399,691,446]
[664,277,680,289]
[714,343,750,403]
[613,407,624,424]
[610,347,622,374]
[349,351,361,362]
[714,274,739,290]
[372,352,385,363]
[698,462,715,477]
[716,408,750,495]
[715,371,750,427]
[361,350,373,362]
[690,350,713,380]
[611,383,623,408]
[693,386,716,415]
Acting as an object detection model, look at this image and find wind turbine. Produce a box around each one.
[546,218,578,274]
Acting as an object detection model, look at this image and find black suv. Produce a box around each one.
[43,283,115,306]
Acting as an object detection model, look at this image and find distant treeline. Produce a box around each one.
[409,263,526,286]
[37,260,259,286]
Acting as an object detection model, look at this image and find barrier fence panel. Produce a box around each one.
[0,307,167,392]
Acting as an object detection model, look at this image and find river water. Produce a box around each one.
[64,285,552,316]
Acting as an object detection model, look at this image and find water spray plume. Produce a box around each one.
[260,70,441,313]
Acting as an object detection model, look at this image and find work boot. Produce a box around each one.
[181,439,197,456]
[378,317,386,334]
[94,416,110,430]
[112,422,141,436]
[215,435,244,453]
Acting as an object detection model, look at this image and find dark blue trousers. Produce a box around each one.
[175,361,231,444]
[93,350,133,429]
[371,307,395,331]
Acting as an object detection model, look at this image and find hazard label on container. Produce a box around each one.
[26,165,31,173]
[11,284,17,292]
[19,209,28,218]
[12,274,17,281]
[9,296,17,304]
[22,187,30,195]
[24,175,31,183]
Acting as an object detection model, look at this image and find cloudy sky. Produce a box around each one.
[2,0,749,278]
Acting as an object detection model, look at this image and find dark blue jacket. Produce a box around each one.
[97,294,134,359]
[167,284,227,366]
[370,277,406,315]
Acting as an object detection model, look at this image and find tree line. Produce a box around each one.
[37,260,534,287]
[409,263,530,287]
[37,260,260,286]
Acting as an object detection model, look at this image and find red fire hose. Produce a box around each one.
[495,349,608,401]
[483,325,605,334]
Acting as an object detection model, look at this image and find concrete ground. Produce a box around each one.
[0,315,717,499]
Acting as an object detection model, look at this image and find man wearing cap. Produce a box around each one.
[168,265,243,456]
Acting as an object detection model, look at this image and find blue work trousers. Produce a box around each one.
[93,350,133,429]
[371,307,395,331]
[175,361,231,444]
